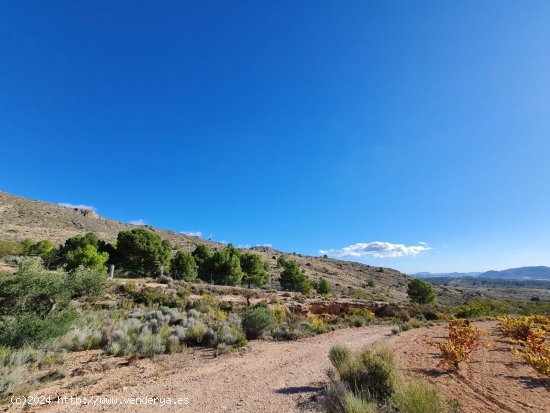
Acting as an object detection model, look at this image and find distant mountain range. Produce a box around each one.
[414,266,550,281]
[414,272,483,278]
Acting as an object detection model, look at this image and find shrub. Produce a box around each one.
[514,327,550,378]
[242,306,277,339]
[454,299,510,319]
[194,293,220,313]
[498,316,533,341]
[324,346,447,412]
[316,278,332,295]
[328,345,398,403]
[407,279,435,304]
[392,378,446,413]
[0,263,81,346]
[427,320,483,370]
[136,328,165,358]
[310,316,328,334]
[65,266,108,301]
[0,240,24,258]
[346,308,375,327]
[399,322,411,332]
[271,302,286,324]
[186,323,208,345]
[133,287,182,307]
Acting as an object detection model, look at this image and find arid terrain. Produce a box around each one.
[5,322,548,413]
[0,191,465,304]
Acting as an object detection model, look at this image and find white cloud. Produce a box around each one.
[180,231,202,238]
[418,241,428,245]
[128,219,146,226]
[319,241,432,258]
[237,243,273,249]
[58,202,96,211]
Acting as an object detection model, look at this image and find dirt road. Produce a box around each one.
[24,326,391,413]
[10,322,549,413]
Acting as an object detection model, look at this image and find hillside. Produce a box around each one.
[479,266,550,280]
[0,191,464,304]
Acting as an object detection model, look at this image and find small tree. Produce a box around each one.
[65,244,109,271]
[240,252,270,288]
[171,251,197,281]
[28,239,57,267]
[116,229,171,276]
[204,246,243,286]
[316,278,332,295]
[279,259,312,294]
[407,279,435,304]
[0,262,78,346]
[57,233,108,271]
[192,244,212,276]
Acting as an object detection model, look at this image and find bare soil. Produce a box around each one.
[6,322,548,413]
[390,321,550,413]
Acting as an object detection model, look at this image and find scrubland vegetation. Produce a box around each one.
[1,229,549,410]
[324,345,454,413]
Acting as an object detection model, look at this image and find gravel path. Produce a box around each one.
[27,326,392,413]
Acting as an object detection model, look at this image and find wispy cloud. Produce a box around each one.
[320,241,432,258]
[180,231,202,237]
[256,243,273,248]
[128,219,146,226]
[58,202,96,211]
[237,243,273,249]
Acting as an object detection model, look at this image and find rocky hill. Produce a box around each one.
[0,191,465,304]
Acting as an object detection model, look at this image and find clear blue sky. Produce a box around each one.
[2,1,550,273]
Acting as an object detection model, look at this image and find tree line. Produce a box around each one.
[7,229,327,294]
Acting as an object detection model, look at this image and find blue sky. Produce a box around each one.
[2,1,550,273]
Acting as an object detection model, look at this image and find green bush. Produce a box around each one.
[392,379,446,413]
[0,240,24,258]
[242,306,277,339]
[454,299,511,319]
[186,323,208,345]
[329,347,398,402]
[316,278,332,295]
[65,266,108,301]
[0,262,111,346]
[325,346,447,413]
[133,287,181,307]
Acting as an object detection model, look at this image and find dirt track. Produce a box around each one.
[8,322,549,413]
[16,326,391,413]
